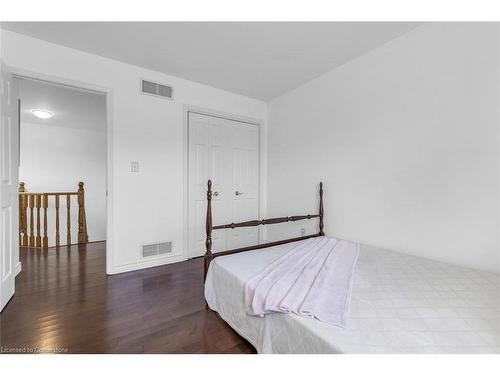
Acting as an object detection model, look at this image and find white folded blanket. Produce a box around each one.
[244,237,359,327]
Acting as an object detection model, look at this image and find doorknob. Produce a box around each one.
[235,191,243,196]
[213,191,219,197]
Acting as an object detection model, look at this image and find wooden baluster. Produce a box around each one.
[29,194,35,247]
[35,194,41,247]
[18,196,22,246]
[77,182,89,244]
[42,194,48,248]
[22,195,29,246]
[66,195,71,245]
[55,194,60,247]
[19,182,26,246]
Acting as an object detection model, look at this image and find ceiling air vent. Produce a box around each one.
[142,241,173,258]
[141,79,173,100]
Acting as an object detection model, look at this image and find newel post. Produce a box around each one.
[204,180,213,282]
[319,182,324,236]
[77,181,89,244]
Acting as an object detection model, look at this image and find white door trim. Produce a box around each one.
[183,104,265,259]
[7,66,115,275]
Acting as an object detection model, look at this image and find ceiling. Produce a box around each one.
[19,78,106,131]
[3,22,422,100]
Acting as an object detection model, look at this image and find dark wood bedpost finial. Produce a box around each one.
[319,182,325,236]
[204,180,213,281]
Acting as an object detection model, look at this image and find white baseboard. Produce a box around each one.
[15,262,22,276]
[108,253,187,275]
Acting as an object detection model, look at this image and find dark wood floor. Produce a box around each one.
[0,242,256,354]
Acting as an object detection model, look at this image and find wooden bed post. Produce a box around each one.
[204,180,213,282]
[319,182,324,236]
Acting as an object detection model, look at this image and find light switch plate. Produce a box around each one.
[131,161,139,173]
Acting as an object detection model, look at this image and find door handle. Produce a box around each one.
[234,191,243,196]
[213,191,219,197]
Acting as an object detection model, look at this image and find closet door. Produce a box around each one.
[188,113,228,256]
[188,113,210,257]
[227,122,259,249]
[188,112,259,257]
[206,115,231,253]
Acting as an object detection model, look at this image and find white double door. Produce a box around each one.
[188,112,259,257]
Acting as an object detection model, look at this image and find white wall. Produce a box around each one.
[1,30,267,274]
[267,23,499,273]
[19,121,107,246]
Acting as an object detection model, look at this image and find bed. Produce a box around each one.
[203,181,500,354]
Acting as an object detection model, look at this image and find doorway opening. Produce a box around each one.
[17,77,107,262]
[1,69,111,313]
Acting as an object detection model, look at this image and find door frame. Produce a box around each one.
[183,104,266,259]
[6,66,115,275]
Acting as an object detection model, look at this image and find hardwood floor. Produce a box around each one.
[0,242,256,354]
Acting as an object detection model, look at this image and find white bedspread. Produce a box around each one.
[205,238,500,353]
[244,237,359,326]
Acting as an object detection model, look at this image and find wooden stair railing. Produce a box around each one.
[19,182,89,248]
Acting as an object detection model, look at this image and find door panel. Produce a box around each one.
[0,65,19,311]
[210,199,227,251]
[207,118,230,252]
[188,113,210,256]
[188,112,259,257]
[2,207,12,279]
[227,123,259,249]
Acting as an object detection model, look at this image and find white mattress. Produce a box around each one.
[205,239,500,353]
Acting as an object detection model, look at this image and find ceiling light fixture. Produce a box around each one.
[31,109,54,119]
